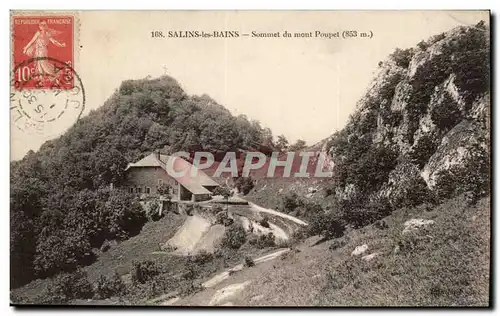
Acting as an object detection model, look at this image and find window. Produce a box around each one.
[136,187,142,194]
[129,187,134,194]
[158,179,163,186]
[145,187,151,194]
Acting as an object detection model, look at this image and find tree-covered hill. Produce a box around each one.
[10,76,272,288]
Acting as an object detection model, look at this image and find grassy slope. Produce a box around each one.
[11,213,185,302]
[207,195,490,306]
[12,205,289,305]
[246,177,334,211]
[12,195,490,306]
[316,195,490,306]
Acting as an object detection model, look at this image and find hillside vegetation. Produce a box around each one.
[198,195,488,306]
[10,21,490,306]
[10,76,274,288]
[247,22,490,234]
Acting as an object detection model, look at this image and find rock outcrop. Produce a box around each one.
[327,22,490,209]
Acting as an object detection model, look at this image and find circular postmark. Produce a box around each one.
[10,57,85,134]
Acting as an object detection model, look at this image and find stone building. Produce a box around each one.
[124,152,220,202]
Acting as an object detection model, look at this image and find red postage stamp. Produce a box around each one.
[12,15,74,90]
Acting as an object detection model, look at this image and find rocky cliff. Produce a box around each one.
[326,21,490,212]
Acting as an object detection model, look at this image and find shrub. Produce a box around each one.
[374,220,389,230]
[178,281,202,297]
[244,256,255,267]
[248,235,258,246]
[280,192,303,213]
[146,199,162,221]
[308,210,345,240]
[182,258,200,280]
[329,237,348,251]
[40,269,94,303]
[409,134,440,169]
[390,48,413,68]
[434,145,489,202]
[256,233,276,249]
[192,250,214,265]
[157,183,172,198]
[342,197,393,228]
[235,176,254,195]
[215,210,233,226]
[94,272,127,299]
[323,186,334,198]
[213,185,233,201]
[259,216,270,228]
[131,260,161,284]
[430,92,462,133]
[292,227,309,241]
[417,40,429,50]
[221,223,247,249]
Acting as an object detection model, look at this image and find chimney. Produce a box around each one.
[154,150,161,161]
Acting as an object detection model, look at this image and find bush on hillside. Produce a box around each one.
[323,186,334,198]
[259,216,270,228]
[146,198,162,221]
[215,209,234,226]
[430,92,462,132]
[409,134,440,169]
[38,269,94,304]
[244,256,255,267]
[183,257,201,281]
[341,196,393,229]
[280,192,303,214]
[235,176,255,195]
[131,260,161,284]
[192,250,214,265]
[390,48,413,68]
[329,237,348,251]
[31,188,147,279]
[94,272,127,299]
[256,233,276,249]
[308,209,346,240]
[221,223,247,250]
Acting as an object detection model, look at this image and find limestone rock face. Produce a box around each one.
[325,22,490,208]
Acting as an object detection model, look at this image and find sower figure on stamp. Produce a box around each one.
[22,20,66,84]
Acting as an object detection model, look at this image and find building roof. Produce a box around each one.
[126,152,220,195]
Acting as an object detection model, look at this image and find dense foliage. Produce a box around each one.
[322,22,490,233]
[10,76,273,288]
[221,223,247,250]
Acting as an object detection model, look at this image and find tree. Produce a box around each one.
[10,75,276,287]
[275,134,289,152]
[221,223,247,249]
[288,139,307,151]
[234,176,254,195]
[157,183,172,199]
[261,127,275,149]
[213,185,233,210]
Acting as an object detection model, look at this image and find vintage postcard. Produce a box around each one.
[10,11,491,307]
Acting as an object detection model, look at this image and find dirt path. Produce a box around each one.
[239,216,289,241]
[153,201,307,305]
[201,248,290,289]
[248,202,308,226]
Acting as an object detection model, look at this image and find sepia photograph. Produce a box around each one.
[9,10,491,307]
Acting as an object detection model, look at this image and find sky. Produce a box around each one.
[10,10,488,160]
